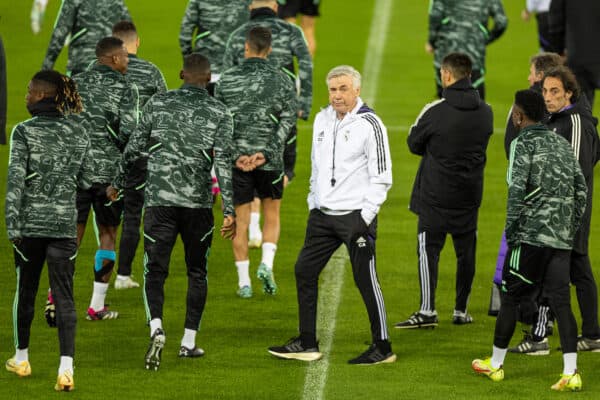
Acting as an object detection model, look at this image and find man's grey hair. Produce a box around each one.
[326,65,361,88]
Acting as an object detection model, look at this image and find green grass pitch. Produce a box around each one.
[0,0,599,398]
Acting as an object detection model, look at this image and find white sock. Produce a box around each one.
[563,352,577,375]
[116,274,129,280]
[181,328,197,349]
[89,282,108,311]
[261,242,277,270]
[491,345,507,369]
[15,348,28,363]
[236,260,251,288]
[58,356,73,375]
[149,318,163,337]
[418,310,437,317]
[249,212,261,237]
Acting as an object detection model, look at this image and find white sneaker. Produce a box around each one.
[114,276,140,289]
[248,230,263,249]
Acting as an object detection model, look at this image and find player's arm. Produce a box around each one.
[5,126,28,242]
[213,109,235,218]
[117,82,140,146]
[362,115,393,225]
[407,105,436,155]
[113,100,152,190]
[76,126,94,190]
[42,0,77,70]
[427,0,445,49]
[179,0,200,56]
[264,78,298,165]
[487,0,508,44]
[291,25,313,120]
[505,138,531,244]
[222,28,242,72]
[307,114,321,210]
[572,160,588,233]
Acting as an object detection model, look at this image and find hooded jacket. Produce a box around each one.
[546,98,600,254]
[408,78,493,232]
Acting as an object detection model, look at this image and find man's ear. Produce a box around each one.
[179,70,185,80]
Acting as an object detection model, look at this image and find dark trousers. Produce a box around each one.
[0,35,6,144]
[296,209,389,343]
[143,206,213,330]
[494,244,578,353]
[532,251,600,339]
[569,63,600,108]
[13,237,77,356]
[283,125,298,181]
[417,222,477,313]
[117,184,145,276]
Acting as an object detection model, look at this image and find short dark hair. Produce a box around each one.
[514,89,546,122]
[543,66,580,102]
[441,52,472,80]
[32,70,83,114]
[183,53,210,74]
[246,26,272,54]
[96,37,124,58]
[529,52,563,77]
[112,20,137,41]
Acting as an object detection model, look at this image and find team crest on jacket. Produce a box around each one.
[317,130,324,142]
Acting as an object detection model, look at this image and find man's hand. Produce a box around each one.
[106,185,120,202]
[236,155,252,171]
[249,152,266,169]
[10,237,22,246]
[220,215,236,240]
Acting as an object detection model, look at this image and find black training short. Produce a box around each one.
[502,243,554,296]
[278,0,320,18]
[233,168,284,205]
[76,183,123,227]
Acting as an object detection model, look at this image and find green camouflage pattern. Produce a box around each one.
[179,0,251,75]
[42,0,131,74]
[222,10,312,119]
[6,116,94,240]
[113,84,235,215]
[506,124,587,250]
[428,0,507,70]
[126,54,168,109]
[215,57,297,172]
[72,63,139,184]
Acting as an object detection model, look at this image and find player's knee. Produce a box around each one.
[94,250,116,282]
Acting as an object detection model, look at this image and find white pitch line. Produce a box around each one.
[301,248,346,400]
[301,1,394,400]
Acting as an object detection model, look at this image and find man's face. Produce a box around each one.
[543,76,572,113]
[328,75,359,116]
[113,45,129,74]
[527,63,542,87]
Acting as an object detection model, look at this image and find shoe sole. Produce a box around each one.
[145,335,165,371]
[352,353,397,365]
[55,380,74,392]
[268,350,323,362]
[394,323,437,329]
[6,365,31,377]
[472,365,504,382]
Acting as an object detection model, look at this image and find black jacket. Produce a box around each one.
[408,78,493,232]
[546,98,600,254]
[549,0,600,66]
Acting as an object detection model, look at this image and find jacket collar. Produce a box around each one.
[250,7,276,20]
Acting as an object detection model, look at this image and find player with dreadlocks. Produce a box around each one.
[5,70,95,392]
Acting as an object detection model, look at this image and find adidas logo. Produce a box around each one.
[356,236,367,248]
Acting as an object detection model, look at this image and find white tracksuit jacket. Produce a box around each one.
[307,98,392,225]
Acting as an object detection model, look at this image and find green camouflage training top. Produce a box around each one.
[126,54,168,108]
[222,8,312,119]
[42,0,131,74]
[506,124,587,250]
[6,107,94,239]
[113,84,235,216]
[428,0,507,71]
[179,0,251,75]
[72,63,139,184]
[215,57,297,173]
